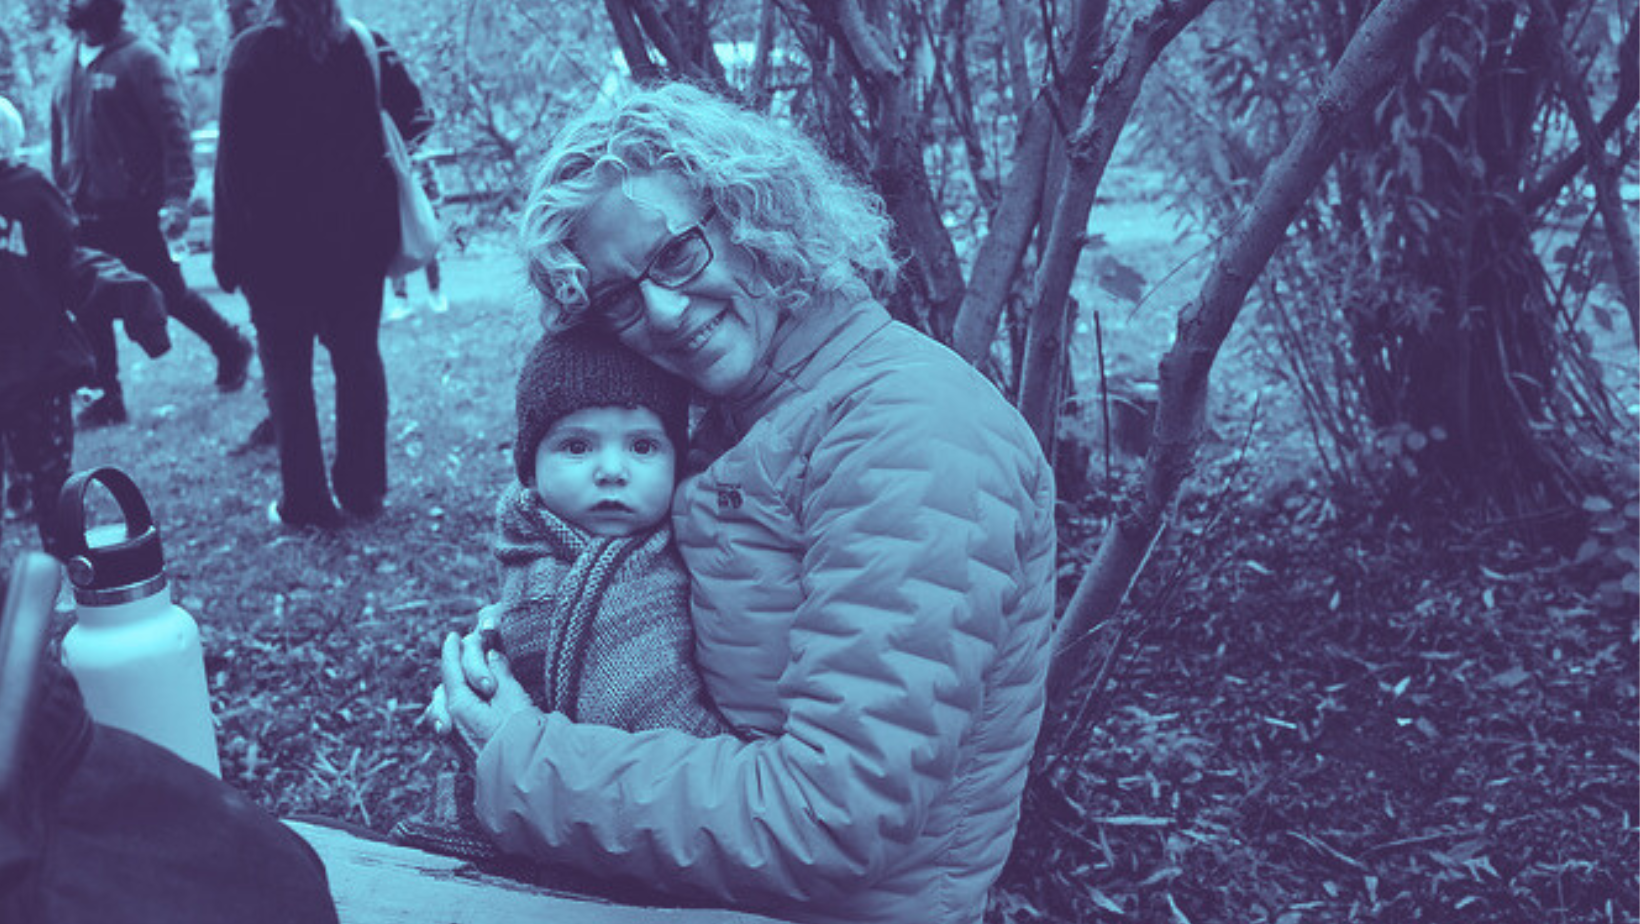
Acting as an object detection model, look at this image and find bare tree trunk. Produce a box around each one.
[800,0,968,337]
[1045,0,1457,704]
[746,0,778,111]
[607,0,726,86]
[1016,0,1215,449]
[1532,0,1640,343]
[951,0,1109,365]
[998,0,1034,122]
[604,0,662,83]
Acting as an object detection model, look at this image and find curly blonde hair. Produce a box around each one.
[521,83,895,329]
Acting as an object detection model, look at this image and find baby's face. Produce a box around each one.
[532,406,675,537]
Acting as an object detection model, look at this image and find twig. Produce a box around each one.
[1359,826,1481,858]
[1095,310,1112,484]
[1286,830,1369,871]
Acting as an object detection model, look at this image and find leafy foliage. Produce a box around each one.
[1134,0,1638,529]
[350,0,623,223]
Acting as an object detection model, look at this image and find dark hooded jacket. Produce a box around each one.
[49,30,195,218]
[0,160,94,418]
[212,22,430,298]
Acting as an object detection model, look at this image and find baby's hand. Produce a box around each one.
[460,604,505,696]
[422,683,450,734]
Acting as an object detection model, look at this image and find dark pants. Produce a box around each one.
[390,258,442,297]
[0,392,74,557]
[77,209,242,398]
[247,274,388,518]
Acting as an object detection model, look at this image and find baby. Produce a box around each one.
[395,325,728,859]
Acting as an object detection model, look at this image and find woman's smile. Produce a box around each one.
[681,311,727,353]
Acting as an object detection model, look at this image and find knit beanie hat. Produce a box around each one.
[514,326,690,485]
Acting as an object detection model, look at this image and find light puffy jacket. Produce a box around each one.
[474,299,1057,924]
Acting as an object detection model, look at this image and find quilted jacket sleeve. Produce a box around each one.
[472,366,1052,906]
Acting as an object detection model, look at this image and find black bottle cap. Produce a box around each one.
[53,467,166,599]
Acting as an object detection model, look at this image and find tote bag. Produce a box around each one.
[351,20,441,276]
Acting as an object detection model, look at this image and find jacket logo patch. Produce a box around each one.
[0,218,26,257]
[716,484,743,510]
[90,73,118,92]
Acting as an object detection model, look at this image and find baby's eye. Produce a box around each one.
[559,437,592,455]
[631,438,661,456]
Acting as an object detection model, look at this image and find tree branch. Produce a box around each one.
[836,0,900,89]
[1529,0,1639,342]
[603,0,661,83]
[1016,0,1213,447]
[1045,0,1458,705]
[1520,9,1638,214]
[951,0,1109,365]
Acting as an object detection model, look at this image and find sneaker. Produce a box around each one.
[77,395,128,429]
[215,332,254,393]
[386,294,414,323]
[267,499,343,531]
[427,290,449,314]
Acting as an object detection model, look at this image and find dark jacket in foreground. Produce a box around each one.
[213,23,430,297]
[49,30,195,217]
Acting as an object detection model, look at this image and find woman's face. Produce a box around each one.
[573,171,781,398]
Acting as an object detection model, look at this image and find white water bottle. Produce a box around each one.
[56,466,221,776]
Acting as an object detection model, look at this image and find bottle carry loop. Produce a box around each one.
[54,467,168,606]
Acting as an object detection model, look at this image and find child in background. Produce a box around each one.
[395,324,729,860]
[0,95,93,557]
[0,97,170,550]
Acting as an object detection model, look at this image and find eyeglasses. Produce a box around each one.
[586,204,718,333]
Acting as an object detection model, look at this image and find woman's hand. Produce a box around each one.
[460,604,505,697]
[435,630,537,756]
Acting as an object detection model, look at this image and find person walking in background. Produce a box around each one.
[50,0,254,429]
[213,0,430,529]
[216,0,280,457]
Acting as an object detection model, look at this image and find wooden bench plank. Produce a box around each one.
[286,821,783,924]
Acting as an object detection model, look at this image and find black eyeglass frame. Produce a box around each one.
[586,203,720,333]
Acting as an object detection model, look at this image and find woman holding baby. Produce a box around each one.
[430,83,1057,924]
